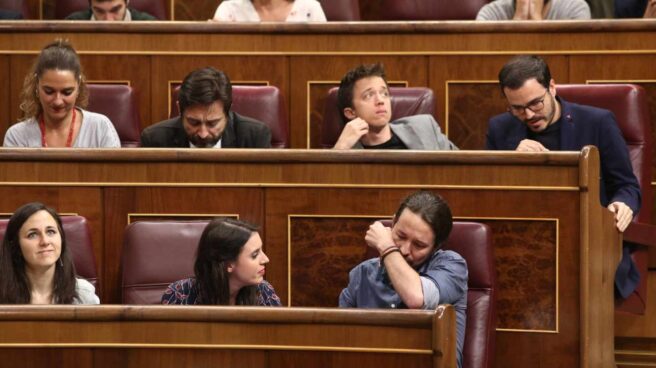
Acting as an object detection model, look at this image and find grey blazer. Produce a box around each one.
[354,114,458,150]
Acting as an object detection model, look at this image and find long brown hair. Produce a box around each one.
[194,218,260,305]
[19,39,88,121]
[0,202,78,304]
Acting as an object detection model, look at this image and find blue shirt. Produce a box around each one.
[339,249,468,368]
[162,278,282,306]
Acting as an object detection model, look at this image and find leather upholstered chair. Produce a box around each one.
[368,220,497,368]
[121,221,208,304]
[55,0,167,20]
[0,0,30,18]
[0,215,99,290]
[556,84,654,314]
[87,84,142,147]
[321,86,435,148]
[170,85,289,148]
[379,0,489,20]
[318,0,361,20]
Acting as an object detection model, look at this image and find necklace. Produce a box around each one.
[39,108,76,148]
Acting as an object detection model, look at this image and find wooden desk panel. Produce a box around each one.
[0,305,452,368]
[0,148,618,367]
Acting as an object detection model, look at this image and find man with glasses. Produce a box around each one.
[486,55,641,299]
[333,63,457,150]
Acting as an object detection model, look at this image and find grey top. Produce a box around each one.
[73,278,100,305]
[339,249,468,368]
[476,0,591,20]
[353,114,458,150]
[3,109,121,148]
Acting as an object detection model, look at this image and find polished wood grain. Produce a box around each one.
[0,134,621,368]
[0,305,454,368]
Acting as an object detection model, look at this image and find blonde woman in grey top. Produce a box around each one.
[6,39,120,148]
[476,0,591,20]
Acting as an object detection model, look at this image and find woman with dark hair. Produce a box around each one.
[213,0,326,22]
[0,202,99,304]
[162,218,281,306]
[3,39,120,148]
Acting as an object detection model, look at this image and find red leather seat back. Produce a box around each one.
[369,221,497,368]
[0,0,30,18]
[379,0,489,20]
[0,215,99,290]
[170,85,289,148]
[321,86,435,148]
[121,221,208,304]
[87,84,142,147]
[55,0,167,19]
[557,84,653,314]
[319,0,361,20]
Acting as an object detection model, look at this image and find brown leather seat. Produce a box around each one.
[379,0,489,20]
[121,221,208,304]
[369,221,497,368]
[0,215,99,290]
[318,0,361,20]
[0,0,30,18]
[87,84,142,147]
[55,0,167,19]
[556,84,654,314]
[170,85,289,148]
[321,86,435,148]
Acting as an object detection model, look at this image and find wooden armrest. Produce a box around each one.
[624,222,656,247]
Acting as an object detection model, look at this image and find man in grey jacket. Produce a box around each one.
[332,63,456,150]
[476,0,590,20]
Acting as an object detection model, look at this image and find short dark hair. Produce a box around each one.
[337,63,388,125]
[194,218,260,305]
[498,55,552,93]
[178,67,232,116]
[0,202,78,304]
[394,191,453,249]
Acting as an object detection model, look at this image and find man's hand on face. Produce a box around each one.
[333,118,369,149]
[515,139,549,152]
[513,0,530,19]
[607,201,634,232]
[529,0,545,20]
[513,0,545,20]
[644,0,656,18]
[365,221,396,254]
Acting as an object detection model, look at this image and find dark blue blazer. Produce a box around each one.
[486,97,642,298]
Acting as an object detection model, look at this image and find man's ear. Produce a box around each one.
[549,78,557,97]
[343,107,357,120]
[176,101,181,117]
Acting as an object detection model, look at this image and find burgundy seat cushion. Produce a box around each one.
[318,0,360,20]
[121,221,208,304]
[87,84,142,147]
[379,0,490,20]
[170,85,289,148]
[55,0,167,19]
[557,84,653,314]
[369,220,496,368]
[321,86,435,148]
[0,215,99,290]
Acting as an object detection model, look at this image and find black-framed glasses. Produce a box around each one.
[507,90,549,115]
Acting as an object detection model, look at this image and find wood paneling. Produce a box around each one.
[0,56,8,142]
[0,305,453,368]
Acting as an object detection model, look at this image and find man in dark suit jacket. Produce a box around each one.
[141,67,271,148]
[65,0,156,21]
[486,55,641,299]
